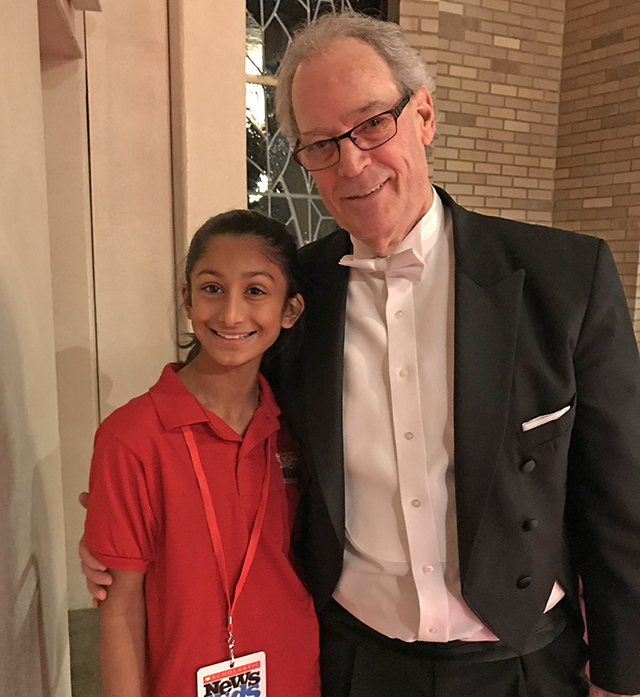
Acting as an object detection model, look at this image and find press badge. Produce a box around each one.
[197,652,266,697]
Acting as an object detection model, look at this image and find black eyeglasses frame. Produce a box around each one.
[292,93,413,172]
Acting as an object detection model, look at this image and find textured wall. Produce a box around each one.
[400,0,639,337]
[554,0,640,337]
[403,0,565,224]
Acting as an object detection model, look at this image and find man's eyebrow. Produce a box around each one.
[196,269,276,282]
[353,98,393,116]
[299,99,396,139]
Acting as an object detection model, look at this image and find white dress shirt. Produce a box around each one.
[335,189,562,643]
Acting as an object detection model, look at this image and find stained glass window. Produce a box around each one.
[246,1,392,245]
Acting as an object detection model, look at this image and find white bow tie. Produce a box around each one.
[339,247,425,283]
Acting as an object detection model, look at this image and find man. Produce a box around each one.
[82,12,640,697]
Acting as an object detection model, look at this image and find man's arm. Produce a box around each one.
[567,240,640,693]
[100,568,146,697]
[79,492,113,606]
[591,688,640,697]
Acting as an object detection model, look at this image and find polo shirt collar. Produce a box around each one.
[149,363,281,438]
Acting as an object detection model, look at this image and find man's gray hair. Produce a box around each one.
[275,11,435,144]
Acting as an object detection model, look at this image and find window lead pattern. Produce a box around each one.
[246,0,387,245]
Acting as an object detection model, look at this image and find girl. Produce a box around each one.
[85,210,319,697]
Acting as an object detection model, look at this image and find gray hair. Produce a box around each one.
[275,11,435,144]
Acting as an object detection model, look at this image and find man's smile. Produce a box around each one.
[346,180,387,200]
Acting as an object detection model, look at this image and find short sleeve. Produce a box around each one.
[85,424,157,573]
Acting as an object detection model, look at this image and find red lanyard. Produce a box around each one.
[182,425,272,665]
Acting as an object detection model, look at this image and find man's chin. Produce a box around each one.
[346,224,401,254]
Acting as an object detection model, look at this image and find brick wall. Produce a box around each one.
[554,0,640,338]
[399,0,640,337]
[402,0,565,223]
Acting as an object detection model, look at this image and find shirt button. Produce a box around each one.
[429,627,438,634]
[411,499,421,508]
[395,310,405,319]
[404,431,414,440]
[399,368,408,378]
[423,565,434,574]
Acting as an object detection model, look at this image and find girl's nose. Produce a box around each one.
[219,293,245,325]
[336,139,370,177]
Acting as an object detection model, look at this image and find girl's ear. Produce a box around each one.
[181,284,192,318]
[281,293,305,329]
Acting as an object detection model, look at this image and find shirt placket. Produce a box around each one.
[385,274,452,641]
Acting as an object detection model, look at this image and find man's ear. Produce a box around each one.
[281,293,305,329]
[181,284,192,319]
[413,85,436,147]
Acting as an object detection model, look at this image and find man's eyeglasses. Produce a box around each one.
[293,94,413,172]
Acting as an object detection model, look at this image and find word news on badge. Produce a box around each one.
[197,651,266,697]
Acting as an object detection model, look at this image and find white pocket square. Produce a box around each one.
[522,405,571,432]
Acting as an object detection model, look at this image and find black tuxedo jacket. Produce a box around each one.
[275,187,640,694]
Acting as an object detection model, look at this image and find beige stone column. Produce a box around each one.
[42,14,100,611]
[0,1,72,694]
[168,0,247,264]
[84,1,177,418]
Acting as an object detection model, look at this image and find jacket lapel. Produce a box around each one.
[299,232,352,545]
[439,188,526,579]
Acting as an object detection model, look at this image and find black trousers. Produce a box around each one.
[319,600,590,697]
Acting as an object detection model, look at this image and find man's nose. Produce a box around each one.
[336,138,370,177]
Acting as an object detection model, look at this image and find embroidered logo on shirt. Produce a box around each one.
[276,451,299,484]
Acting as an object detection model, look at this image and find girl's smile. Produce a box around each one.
[211,329,256,340]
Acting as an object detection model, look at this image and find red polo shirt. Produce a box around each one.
[85,364,320,697]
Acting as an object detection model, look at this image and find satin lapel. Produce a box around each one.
[300,233,351,544]
[441,189,525,577]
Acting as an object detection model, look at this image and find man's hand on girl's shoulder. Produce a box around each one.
[79,491,113,607]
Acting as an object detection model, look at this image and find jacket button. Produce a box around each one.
[522,518,539,531]
[520,459,536,474]
[517,575,532,589]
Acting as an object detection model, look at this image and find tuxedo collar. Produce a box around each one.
[297,231,351,544]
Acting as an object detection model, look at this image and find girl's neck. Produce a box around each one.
[177,355,261,437]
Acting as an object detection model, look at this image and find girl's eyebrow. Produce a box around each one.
[196,268,276,282]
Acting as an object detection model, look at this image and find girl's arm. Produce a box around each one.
[99,568,146,697]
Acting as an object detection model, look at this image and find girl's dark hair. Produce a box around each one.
[180,209,303,365]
